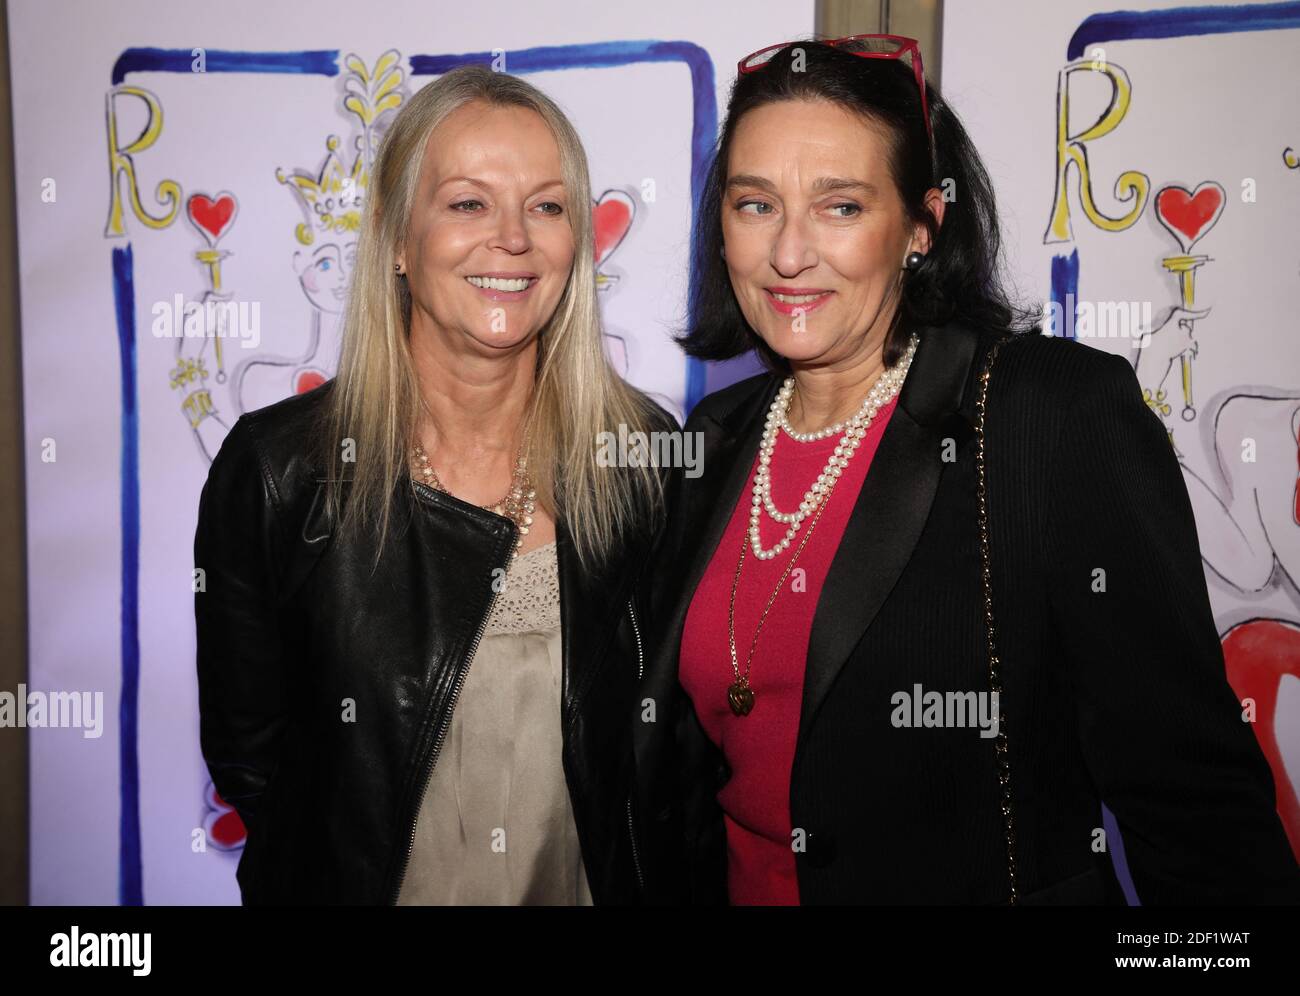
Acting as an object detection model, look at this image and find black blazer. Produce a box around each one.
[630,320,1300,905]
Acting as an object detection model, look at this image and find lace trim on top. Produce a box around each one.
[483,540,560,635]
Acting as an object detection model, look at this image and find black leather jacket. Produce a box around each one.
[194,379,673,904]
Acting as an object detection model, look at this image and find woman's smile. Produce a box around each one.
[765,286,835,315]
[464,272,540,301]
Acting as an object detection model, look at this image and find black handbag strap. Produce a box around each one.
[974,332,1020,905]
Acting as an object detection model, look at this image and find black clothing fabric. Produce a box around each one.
[632,321,1300,905]
[195,380,672,904]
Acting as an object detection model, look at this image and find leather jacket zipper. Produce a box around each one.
[628,595,644,681]
[388,490,513,904]
[625,596,646,894]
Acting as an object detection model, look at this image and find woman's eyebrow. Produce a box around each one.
[434,176,565,194]
[435,175,492,192]
[811,176,879,198]
[726,173,775,193]
[725,174,879,199]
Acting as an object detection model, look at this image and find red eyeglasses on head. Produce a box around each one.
[737,33,933,152]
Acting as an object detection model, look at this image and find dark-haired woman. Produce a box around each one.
[630,37,1300,905]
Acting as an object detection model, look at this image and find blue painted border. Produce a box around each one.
[110,41,714,904]
[111,47,339,85]
[110,244,141,906]
[1067,0,1300,59]
[1049,249,1079,340]
[1051,1,1300,905]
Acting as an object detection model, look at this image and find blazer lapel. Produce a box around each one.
[637,372,782,730]
[798,321,981,746]
[638,322,983,763]
[674,375,783,618]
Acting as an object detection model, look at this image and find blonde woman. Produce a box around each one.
[194,66,674,905]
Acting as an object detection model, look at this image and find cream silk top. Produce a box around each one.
[395,540,594,905]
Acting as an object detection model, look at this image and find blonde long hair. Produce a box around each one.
[317,65,665,572]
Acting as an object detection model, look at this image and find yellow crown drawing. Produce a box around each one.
[276,50,405,245]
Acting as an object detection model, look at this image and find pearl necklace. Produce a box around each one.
[748,333,918,560]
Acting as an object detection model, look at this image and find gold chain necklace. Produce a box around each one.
[410,391,537,558]
[410,438,536,559]
[725,468,838,717]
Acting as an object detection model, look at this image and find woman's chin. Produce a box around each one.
[755,328,834,365]
[465,326,541,353]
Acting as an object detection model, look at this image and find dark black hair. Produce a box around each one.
[677,40,1039,373]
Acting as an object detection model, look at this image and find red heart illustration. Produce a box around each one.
[1154,182,1224,252]
[203,781,247,850]
[187,191,239,246]
[295,369,327,395]
[592,190,635,267]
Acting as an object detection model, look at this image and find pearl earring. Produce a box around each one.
[904,251,926,270]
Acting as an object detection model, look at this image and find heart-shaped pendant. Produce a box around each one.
[727,681,754,717]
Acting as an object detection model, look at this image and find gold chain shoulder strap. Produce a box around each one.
[974,332,1019,905]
